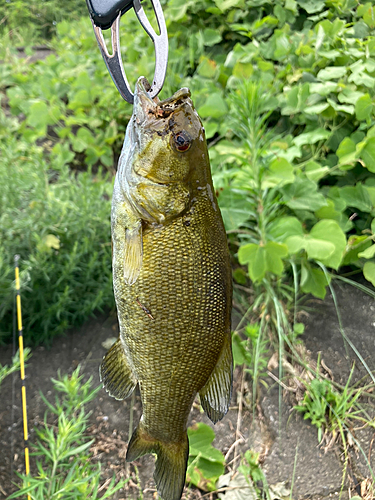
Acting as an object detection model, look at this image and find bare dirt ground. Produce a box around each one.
[0,278,374,499]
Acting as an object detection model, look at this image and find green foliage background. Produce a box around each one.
[1,0,375,344]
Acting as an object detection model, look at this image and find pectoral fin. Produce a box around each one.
[124,219,143,285]
[199,333,233,424]
[100,338,137,400]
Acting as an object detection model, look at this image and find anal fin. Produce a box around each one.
[199,333,233,424]
[124,219,143,286]
[126,424,189,500]
[100,338,137,400]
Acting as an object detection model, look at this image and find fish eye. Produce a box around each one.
[173,131,191,152]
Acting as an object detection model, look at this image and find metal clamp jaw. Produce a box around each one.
[86,0,168,104]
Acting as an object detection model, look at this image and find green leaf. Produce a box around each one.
[281,178,327,211]
[262,157,295,188]
[363,261,375,287]
[197,57,217,78]
[297,0,325,13]
[342,235,372,266]
[286,235,335,260]
[203,28,222,46]
[300,263,329,299]
[264,241,288,275]
[309,220,346,269]
[339,184,373,212]
[187,423,225,491]
[238,242,288,282]
[268,216,304,243]
[304,102,330,115]
[198,93,228,119]
[293,128,330,147]
[232,333,247,367]
[217,189,253,232]
[294,322,305,334]
[305,161,329,181]
[358,245,375,259]
[355,94,373,120]
[26,101,49,129]
[336,137,357,166]
[361,137,375,173]
[317,66,347,80]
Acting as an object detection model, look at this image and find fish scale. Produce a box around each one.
[115,192,229,442]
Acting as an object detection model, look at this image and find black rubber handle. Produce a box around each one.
[86,0,135,29]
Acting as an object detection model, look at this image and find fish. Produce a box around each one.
[100,77,233,500]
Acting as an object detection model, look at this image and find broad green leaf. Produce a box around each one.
[372,218,375,234]
[337,88,365,105]
[26,101,49,129]
[304,102,329,114]
[309,220,346,269]
[197,57,217,78]
[187,423,225,491]
[305,161,329,181]
[317,66,347,80]
[363,261,375,287]
[326,98,354,114]
[355,93,373,120]
[268,216,304,243]
[297,0,325,13]
[361,137,375,173]
[238,242,288,282]
[262,157,295,188]
[339,184,373,212]
[358,245,375,259]
[214,0,242,11]
[336,137,356,166]
[281,178,327,211]
[300,263,329,299]
[286,234,335,260]
[309,82,338,96]
[293,128,330,147]
[264,241,288,276]
[342,235,372,266]
[188,423,224,462]
[203,28,222,46]
[198,93,227,119]
[315,200,353,232]
[218,189,253,232]
[233,62,254,78]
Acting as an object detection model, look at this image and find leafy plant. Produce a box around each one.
[187,423,225,492]
[0,117,114,345]
[294,364,371,443]
[8,366,128,499]
[0,348,31,388]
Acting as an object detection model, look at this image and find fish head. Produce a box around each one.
[131,77,206,184]
[116,77,209,224]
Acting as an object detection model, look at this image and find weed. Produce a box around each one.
[0,348,31,388]
[294,362,372,445]
[8,366,128,499]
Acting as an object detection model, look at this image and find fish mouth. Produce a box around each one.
[134,77,191,124]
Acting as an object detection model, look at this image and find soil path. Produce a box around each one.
[0,279,374,499]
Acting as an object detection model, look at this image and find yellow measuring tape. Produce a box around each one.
[14,255,31,500]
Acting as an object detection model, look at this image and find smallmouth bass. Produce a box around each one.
[100,77,233,500]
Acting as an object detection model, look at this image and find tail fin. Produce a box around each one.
[126,424,189,500]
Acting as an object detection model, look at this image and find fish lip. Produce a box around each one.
[134,77,191,120]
